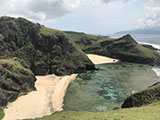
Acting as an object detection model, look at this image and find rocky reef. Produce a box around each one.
[0,16,95,76]
[122,82,160,108]
[0,58,36,109]
[66,32,160,66]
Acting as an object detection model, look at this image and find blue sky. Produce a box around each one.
[0,0,159,34]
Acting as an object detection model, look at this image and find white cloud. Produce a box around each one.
[102,0,131,4]
[0,0,81,21]
[0,0,132,22]
[137,0,160,29]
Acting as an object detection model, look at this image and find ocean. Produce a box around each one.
[63,34,160,112]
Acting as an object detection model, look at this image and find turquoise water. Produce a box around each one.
[63,62,160,112]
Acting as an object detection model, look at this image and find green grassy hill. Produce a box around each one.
[34,102,160,120]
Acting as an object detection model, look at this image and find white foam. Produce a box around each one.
[138,41,160,50]
[152,67,160,77]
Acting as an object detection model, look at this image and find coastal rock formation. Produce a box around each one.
[122,82,160,108]
[65,32,160,66]
[141,44,159,51]
[0,59,36,109]
[0,16,95,76]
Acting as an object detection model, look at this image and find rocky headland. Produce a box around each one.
[65,32,160,66]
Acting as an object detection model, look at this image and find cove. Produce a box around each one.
[63,62,160,112]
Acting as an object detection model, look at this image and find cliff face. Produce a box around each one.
[122,82,160,108]
[66,32,160,66]
[0,16,95,76]
[0,58,36,109]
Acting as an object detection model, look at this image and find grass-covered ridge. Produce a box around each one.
[40,25,63,36]
[64,31,112,53]
[34,102,160,120]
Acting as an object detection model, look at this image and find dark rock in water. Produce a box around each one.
[122,82,160,108]
[113,107,120,110]
[0,59,36,109]
[103,96,112,100]
[0,16,95,76]
[97,90,108,96]
[141,44,159,51]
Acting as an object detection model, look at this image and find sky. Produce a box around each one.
[0,0,159,34]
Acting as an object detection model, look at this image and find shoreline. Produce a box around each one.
[87,54,118,65]
[3,74,77,120]
[3,54,117,120]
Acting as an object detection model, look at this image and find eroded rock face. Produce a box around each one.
[0,16,95,76]
[0,59,36,109]
[122,82,160,108]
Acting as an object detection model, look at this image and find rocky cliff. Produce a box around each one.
[122,82,160,108]
[65,32,160,66]
[0,16,95,76]
[0,58,36,109]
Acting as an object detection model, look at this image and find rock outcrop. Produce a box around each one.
[0,16,95,76]
[122,82,160,108]
[0,59,36,109]
[141,44,159,51]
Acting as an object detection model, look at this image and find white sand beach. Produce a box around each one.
[87,54,118,65]
[3,54,117,120]
[3,74,77,120]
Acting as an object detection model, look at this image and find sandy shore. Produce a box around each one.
[87,54,118,65]
[3,74,77,120]
[3,54,117,120]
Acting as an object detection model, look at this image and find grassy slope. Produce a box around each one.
[64,31,112,53]
[34,102,160,120]
[0,111,4,120]
[0,59,32,74]
[40,26,64,36]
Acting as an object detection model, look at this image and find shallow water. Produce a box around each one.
[63,62,160,112]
